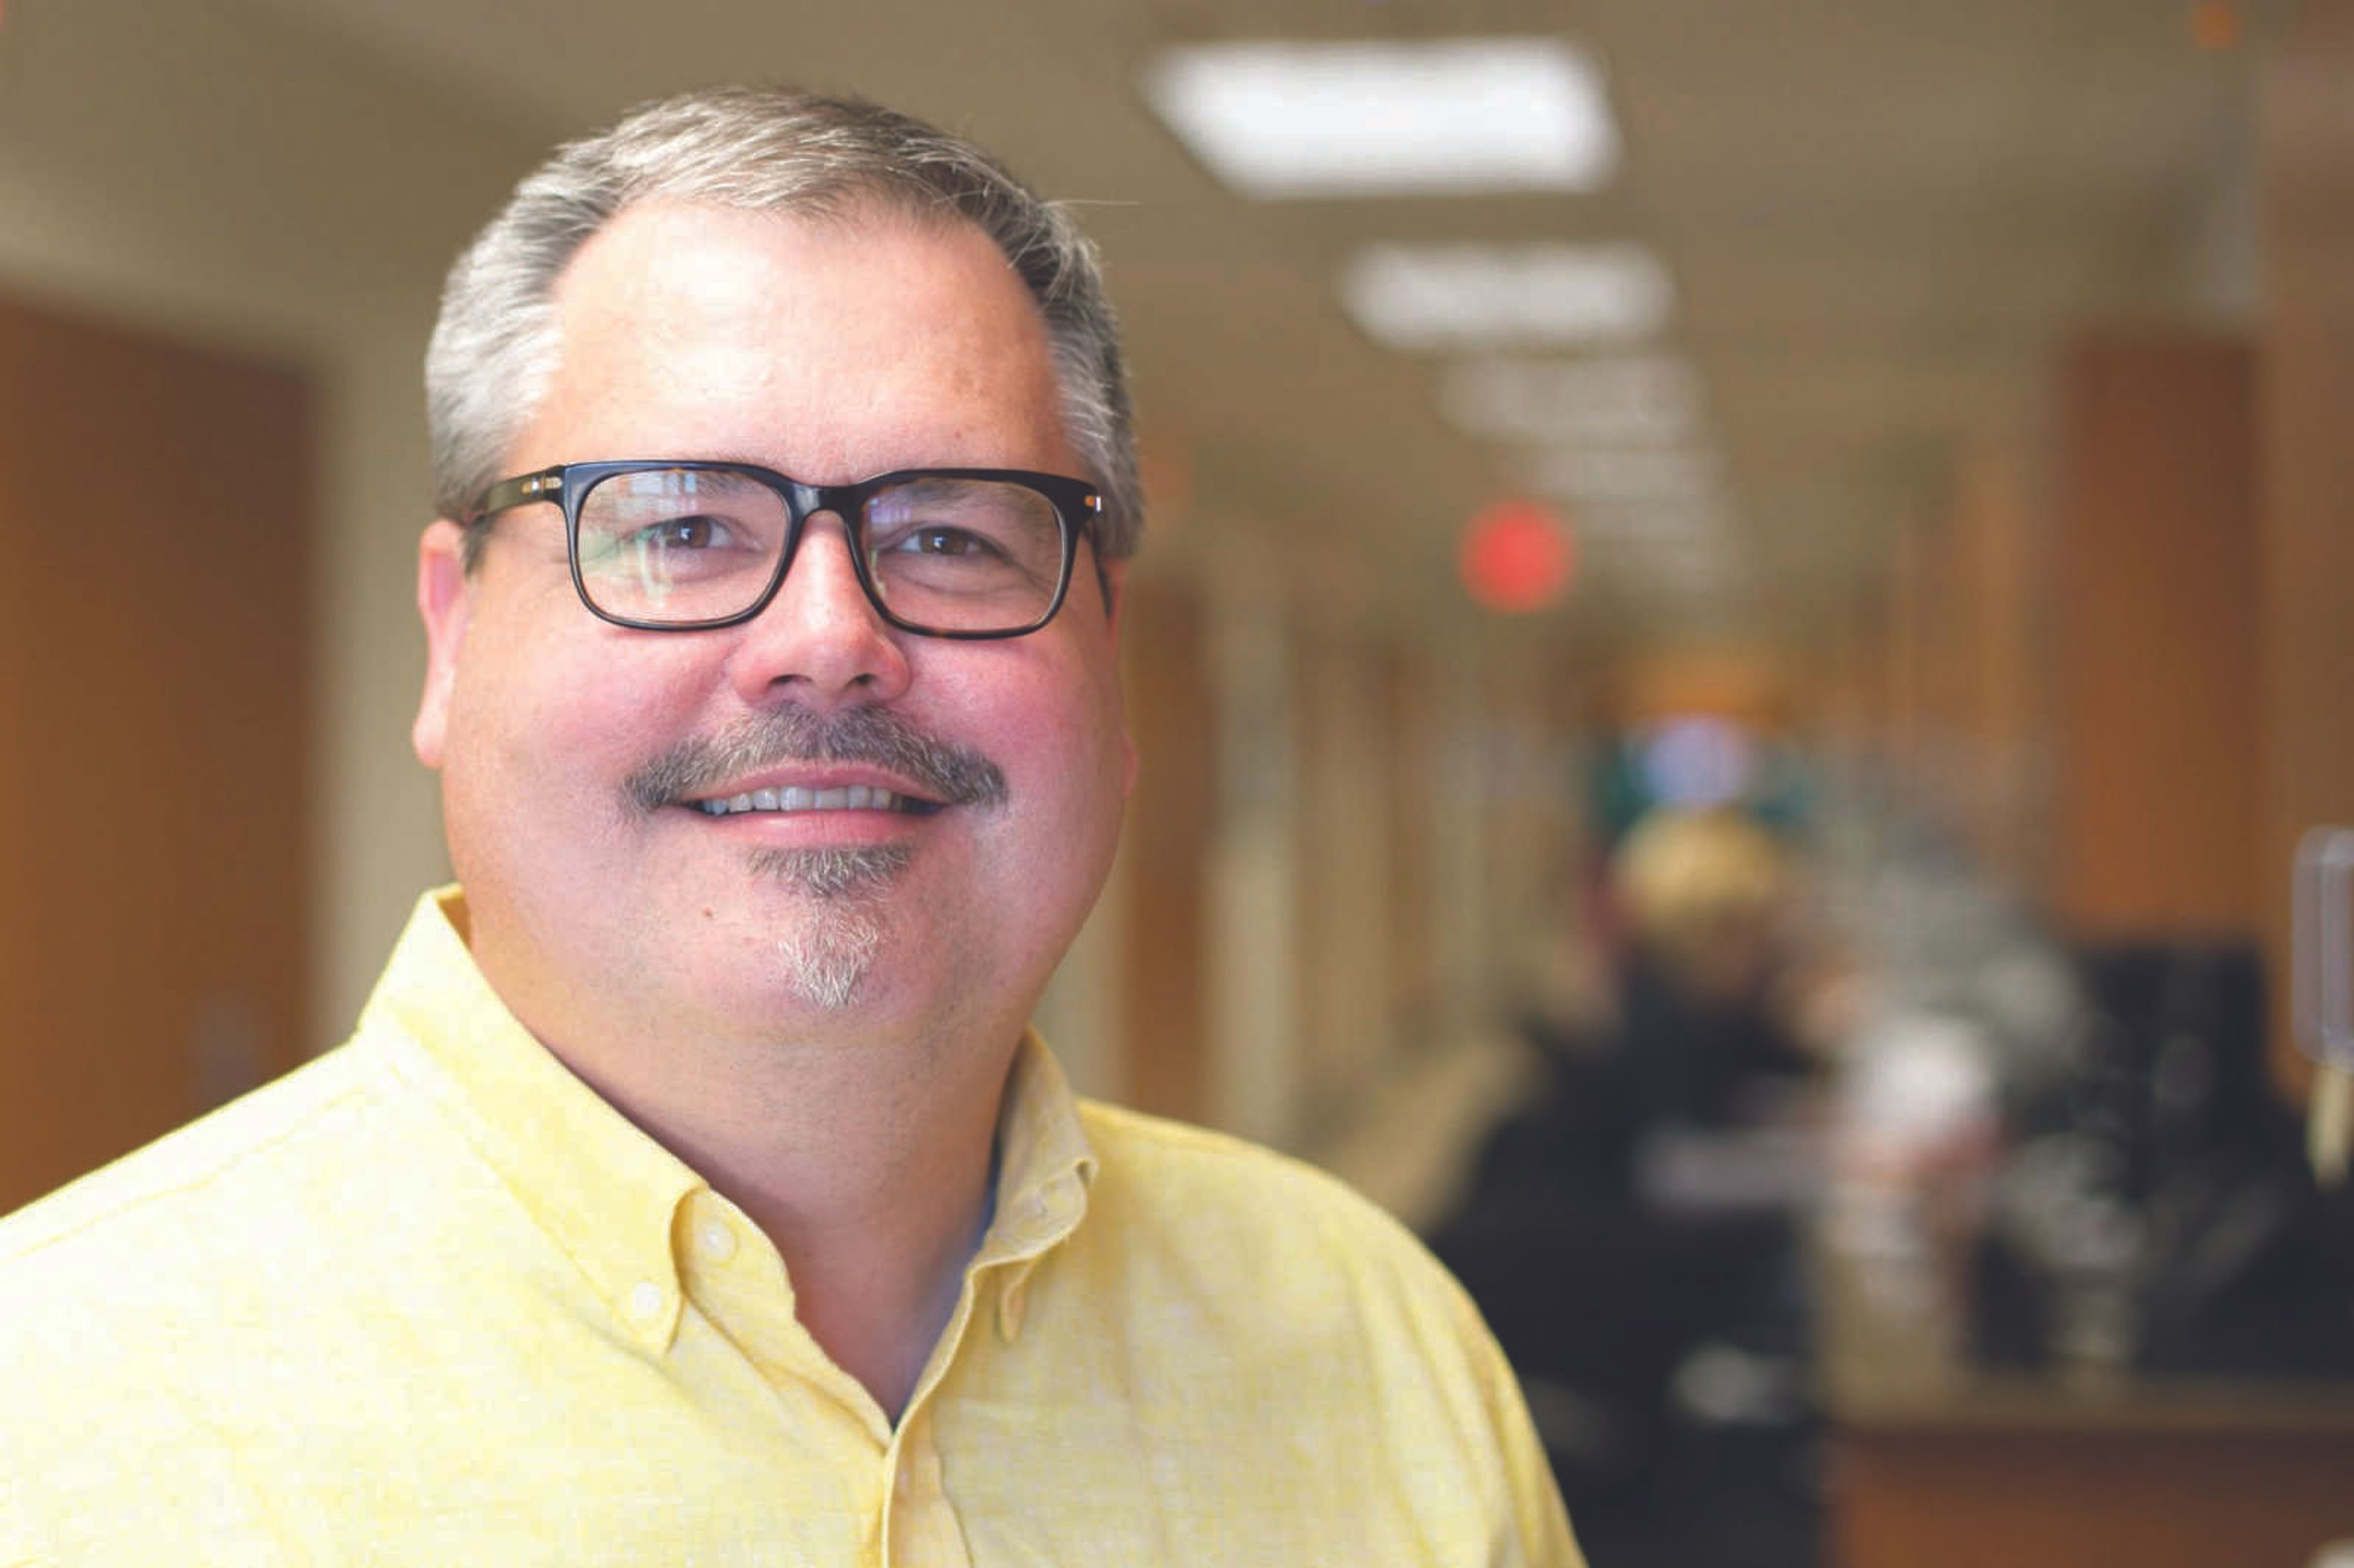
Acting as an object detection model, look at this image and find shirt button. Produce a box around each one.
[628,1281,666,1320]
[697,1219,738,1262]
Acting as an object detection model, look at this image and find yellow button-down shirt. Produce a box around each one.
[2,889,1578,1566]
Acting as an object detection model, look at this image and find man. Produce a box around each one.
[1,88,1577,1565]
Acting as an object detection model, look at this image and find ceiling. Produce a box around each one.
[237,0,2282,651]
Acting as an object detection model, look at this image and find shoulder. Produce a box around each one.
[0,1032,457,1363]
[1051,1103,1582,1564]
[0,1040,413,1545]
[1078,1100,1421,1239]
[0,1041,389,1271]
[1071,1098,1493,1350]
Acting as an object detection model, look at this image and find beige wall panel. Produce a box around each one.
[1294,633,1398,1121]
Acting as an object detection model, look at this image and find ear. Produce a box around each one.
[1096,559,1140,799]
[1097,557,1128,640]
[412,519,473,769]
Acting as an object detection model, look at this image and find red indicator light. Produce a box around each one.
[2190,1,2242,51]
[1460,498,1577,614]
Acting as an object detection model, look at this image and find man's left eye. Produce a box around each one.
[894,527,1000,558]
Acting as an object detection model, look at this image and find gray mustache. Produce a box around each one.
[624,706,1008,813]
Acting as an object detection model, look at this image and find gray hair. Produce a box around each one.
[425,86,1141,561]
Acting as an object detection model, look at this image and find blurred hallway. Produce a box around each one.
[4,2,2354,1563]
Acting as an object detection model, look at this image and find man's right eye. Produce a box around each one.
[579,511,768,585]
[632,514,725,550]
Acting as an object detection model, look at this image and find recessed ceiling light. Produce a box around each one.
[1441,354,1705,443]
[1340,242,1672,350]
[1141,37,1617,199]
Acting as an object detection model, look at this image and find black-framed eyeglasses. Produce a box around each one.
[467,460,1104,639]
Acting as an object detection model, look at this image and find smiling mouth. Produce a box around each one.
[690,785,943,818]
[627,706,1009,820]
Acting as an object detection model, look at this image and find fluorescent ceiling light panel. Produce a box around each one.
[1571,495,1738,540]
[1341,242,1672,349]
[1142,37,1617,199]
[1613,535,1738,563]
[1525,445,1725,505]
[1442,354,1705,443]
[1593,545,1740,588]
[1647,561,1740,592]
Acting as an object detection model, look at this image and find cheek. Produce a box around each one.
[444,620,710,816]
[1020,661,1130,856]
[942,647,1121,837]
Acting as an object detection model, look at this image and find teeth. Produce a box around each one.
[695,787,904,815]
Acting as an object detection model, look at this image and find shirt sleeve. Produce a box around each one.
[1466,1309,1586,1568]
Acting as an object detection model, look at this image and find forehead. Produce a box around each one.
[522,200,1075,479]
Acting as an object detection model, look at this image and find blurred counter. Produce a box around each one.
[1819,1234,2354,1568]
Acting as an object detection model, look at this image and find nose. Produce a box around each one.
[725,511,913,709]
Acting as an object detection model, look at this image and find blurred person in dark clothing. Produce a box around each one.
[1611,807,1818,1138]
[1436,807,1828,1568]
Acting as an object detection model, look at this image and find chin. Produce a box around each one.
[768,910,884,1011]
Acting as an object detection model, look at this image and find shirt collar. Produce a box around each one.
[358,888,1100,1353]
[980,1031,1099,1266]
[977,1030,1099,1344]
[359,888,703,1351]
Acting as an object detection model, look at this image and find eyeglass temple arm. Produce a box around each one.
[467,467,568,523]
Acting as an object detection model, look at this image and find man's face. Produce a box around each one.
[411,202,1133,1052]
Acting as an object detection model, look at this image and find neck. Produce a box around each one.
[538,1002,1021,1421]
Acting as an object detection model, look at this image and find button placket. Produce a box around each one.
[996,1269,1032,1341]
[621,1274,679,1350]
[882,1423,969,1568]
[697,1216,739,1263]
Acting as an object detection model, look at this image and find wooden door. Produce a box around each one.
[0,297,313,1214]
[1119,578,1214,1124]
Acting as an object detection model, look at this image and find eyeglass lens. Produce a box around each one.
[573,467,1070,632]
